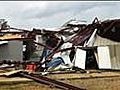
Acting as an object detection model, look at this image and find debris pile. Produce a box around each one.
[0,17,120,72]
[0,17,120,89]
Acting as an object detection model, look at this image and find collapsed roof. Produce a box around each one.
[0,17,120,47]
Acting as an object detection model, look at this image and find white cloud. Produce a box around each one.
[0,1,120,29]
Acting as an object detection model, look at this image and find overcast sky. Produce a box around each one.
[0,1,120,29]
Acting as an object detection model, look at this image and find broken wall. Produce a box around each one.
[98,45,120,70]
[0,41,23,61]
[109,45,120,69]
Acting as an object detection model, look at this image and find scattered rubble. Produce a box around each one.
[0,17,120,89]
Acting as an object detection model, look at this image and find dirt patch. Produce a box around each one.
[1,71,120,90]
[0,81,60,90]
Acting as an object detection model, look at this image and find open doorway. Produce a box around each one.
[85,47,99,70]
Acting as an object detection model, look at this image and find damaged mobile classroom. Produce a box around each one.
[0,17,120,70]
[0,17,120,89]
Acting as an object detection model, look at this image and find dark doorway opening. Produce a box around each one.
[85,48,99,70]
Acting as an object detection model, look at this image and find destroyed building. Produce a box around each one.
[64,18,120,70]
[92,19,120,70]
[35,18,120,70]
[0,19,23,61]
[1,18,120,90]
[0,18,120,71]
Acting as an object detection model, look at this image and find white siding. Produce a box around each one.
[94,35,120,46]
[98,46,111,69]
[98,45,120,70]
[74,49,86,69]
[109,45,120,69]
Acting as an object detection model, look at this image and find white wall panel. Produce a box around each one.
[98,46,111,69]
[74,49,86,69]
